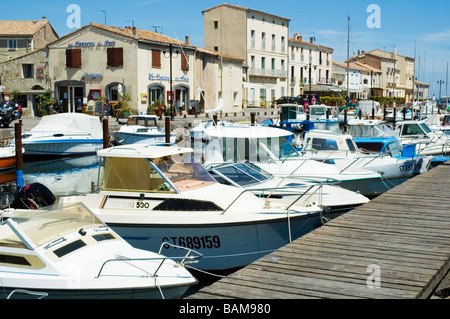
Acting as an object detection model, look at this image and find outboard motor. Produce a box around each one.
[10,183,56,209]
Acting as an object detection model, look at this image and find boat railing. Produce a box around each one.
[6,289,48,299]
[95,246,203,279]
[338,151,385,174]
[221,180,329,215]
[414,135,450,156]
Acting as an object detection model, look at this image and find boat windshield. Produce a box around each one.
[213,136,298,162]
[0,203,104,249]
[401,123,427,136]
[386,140,402,158]
[102,153,216,193]
[349,123,397,138]
[209,163,271,187]
[153,152,217,192]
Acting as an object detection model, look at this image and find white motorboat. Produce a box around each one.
[396,119,450,156]
[203,125,382,196]
[206,161,369,217]
[112,115,176,146]
[18,113,104,156]
[279,103,337,123]
[299,129,432,196]
[55,145,323,271]
[0,202,198,299]
[0,145,17,171]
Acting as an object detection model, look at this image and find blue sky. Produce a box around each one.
[7,0,450,98]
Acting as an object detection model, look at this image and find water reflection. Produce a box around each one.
[0,155,101,207]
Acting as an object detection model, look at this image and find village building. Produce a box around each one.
[289,33,335,96]
[203,3,289,107]
[0,17,58,62]
[0,22,243,116]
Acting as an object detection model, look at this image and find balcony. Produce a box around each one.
[249,67,287,78]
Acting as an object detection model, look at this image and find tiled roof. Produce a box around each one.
[90,23,194,47]
[202,3,290,21]
[0,20,50,36]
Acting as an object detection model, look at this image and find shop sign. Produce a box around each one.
[84,73,103,78]
[148,73,189,82]
[68,40,116,48]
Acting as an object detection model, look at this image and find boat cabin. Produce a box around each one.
[348,119,397,138]
[125,115,158,127]
[397,120,433,138]
[98,145,217,194]
[301,130,358,154]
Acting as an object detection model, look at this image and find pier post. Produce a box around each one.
[165,116,171,146]
[279,112,284,129]
[343,109,348,133]
[393,107,397,127]
[102,117,109,149]
[14,121,23,188]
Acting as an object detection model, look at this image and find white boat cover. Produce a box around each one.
[30,113,104,139]
[204,125,293,139]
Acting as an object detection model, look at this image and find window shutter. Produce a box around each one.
[66,49,81,68]
[107,48,123,67]
[152,50,161,68]
[115,48,123,66]
[181,53,188,71]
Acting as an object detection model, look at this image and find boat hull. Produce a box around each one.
[107,214,321,271]
[21,140,103,156]
[0,156,15,171]
[2,284,190,299]
[113,132,176,145]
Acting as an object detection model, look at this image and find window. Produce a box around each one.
[281,36,285,52]
[181,53,189,71]
[271,58,275,70]
[8,39,17,51]
[261,32,266,50]
[22,64,34,78]
[251,30,255,48]
[152,49,161,68]
[214,21,219,29]
[66,49,81,68]
[107,47,123,67]
[261,57,265,69]
[272,34,276,51]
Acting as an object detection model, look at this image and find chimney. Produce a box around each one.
[310,37,314,44]
[132,26,137,36]
[298,33,303,42]
[293,32,297,39]
[42,16,47,21]
[185,36,190,45]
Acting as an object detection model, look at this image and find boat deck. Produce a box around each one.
[188,162,450,299]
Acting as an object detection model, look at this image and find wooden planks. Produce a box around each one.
[188,162,450,299]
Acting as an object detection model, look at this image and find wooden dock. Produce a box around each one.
[188,162,450,299]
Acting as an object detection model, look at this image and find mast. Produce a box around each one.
[347,16,350,101]
[412,40,416,108]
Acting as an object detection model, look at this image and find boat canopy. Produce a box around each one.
[204,125,293,139]
[98,145,194,159]
[30,113,104,139]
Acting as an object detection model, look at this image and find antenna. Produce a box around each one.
[150,25,163,33]
[91,10,107,25]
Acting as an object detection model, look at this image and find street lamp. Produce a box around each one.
[163,44,178,120]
